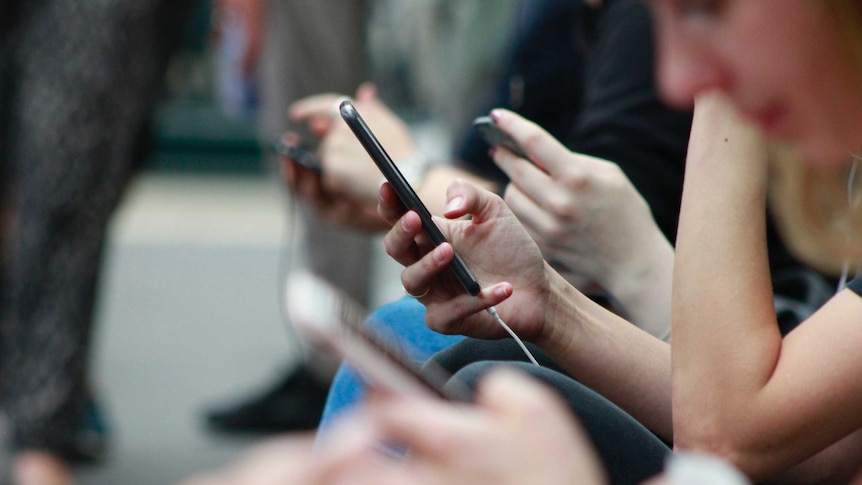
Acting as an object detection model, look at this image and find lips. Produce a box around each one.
[745,105,792,138]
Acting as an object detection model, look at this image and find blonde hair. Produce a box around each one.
[765,1,862,276]
[768,145,862,275]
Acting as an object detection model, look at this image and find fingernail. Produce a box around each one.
[488,147,497,158]
[490,109,503,123]
[444,196,465,213]
[433,245,447,264]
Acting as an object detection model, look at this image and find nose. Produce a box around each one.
[654,23,729,110]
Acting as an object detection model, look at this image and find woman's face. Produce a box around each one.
[650,0,862,169]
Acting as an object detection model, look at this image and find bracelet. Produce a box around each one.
[395,152,433,189]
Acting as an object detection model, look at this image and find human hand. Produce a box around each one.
[178,371,608,485]
[289,83,418,205]
[378,179,550,341]
[488,109,669,294]
[483,110,675,338]
[314,369,608,485]
[279,133,389,232]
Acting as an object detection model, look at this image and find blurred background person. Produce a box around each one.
[203,0,519,435]
[0,1,192,484]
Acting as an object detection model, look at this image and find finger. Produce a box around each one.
[377,182,407,224]
[489,109,577,175]
[354,81,378,102]
[288,93,345,121]
[502,183,561,247]
[493,142,575,207]
[360,392,490,460]
[398,242,456,298]
[423,282,513,334]
[442,179,506,223]
[475,368,571,418]
[382,210,425,266]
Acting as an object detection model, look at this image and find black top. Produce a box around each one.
[456,0,819,282]
[847,275,862,296]
[456,0,689,242]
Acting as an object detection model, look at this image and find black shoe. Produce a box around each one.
[204,365,329,434]
[62,393,111,465]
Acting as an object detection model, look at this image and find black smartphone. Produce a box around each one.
[473,115,530,159]
[339,100,481,296]
[287,272,473,402]
[273,138,323,173]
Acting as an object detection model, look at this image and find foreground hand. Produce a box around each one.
[179,371,608,485]
[378,179,548,340]
[319,369,608,485]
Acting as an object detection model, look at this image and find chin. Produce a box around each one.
[795,137,856,172]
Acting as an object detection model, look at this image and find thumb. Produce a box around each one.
[355,82,378,103]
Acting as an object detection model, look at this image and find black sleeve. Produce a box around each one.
[846,275,862,297]
[455,0,587,185]
[568,0,692,242]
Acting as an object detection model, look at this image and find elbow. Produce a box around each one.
[673,409,775,481]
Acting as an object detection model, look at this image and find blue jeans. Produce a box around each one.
[317,297,464,432]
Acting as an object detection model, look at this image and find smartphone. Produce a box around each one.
[286,272,473,402]
[339,100,481,296]
[472,115,530,159]
[273,138,323,173]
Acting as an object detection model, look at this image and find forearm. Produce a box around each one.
[603,226,675,342]
[671,94,782,465]
[535,265,673,441]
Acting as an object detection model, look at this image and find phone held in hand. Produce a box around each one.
[287,272,473,402]
[472,115,530,159]
[339,100,481,296]
[273,138,323,173]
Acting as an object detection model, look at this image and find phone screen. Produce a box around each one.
[339,100,481,296]
[287,272,473,402]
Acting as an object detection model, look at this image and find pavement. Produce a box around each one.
[0,172,403,484]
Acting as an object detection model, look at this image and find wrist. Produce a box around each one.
[394,152,433,190]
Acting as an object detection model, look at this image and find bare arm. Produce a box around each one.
[378,180,673,441]
[671,93,862,480]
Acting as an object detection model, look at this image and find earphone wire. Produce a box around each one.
[837,154,860,292]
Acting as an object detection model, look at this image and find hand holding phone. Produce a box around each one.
[273,138,323,173]
[339,100,481,296]
[473,115,530,159]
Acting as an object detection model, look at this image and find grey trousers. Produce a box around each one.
[260,0,374,308]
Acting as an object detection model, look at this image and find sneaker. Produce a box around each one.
[204,364,329,434]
